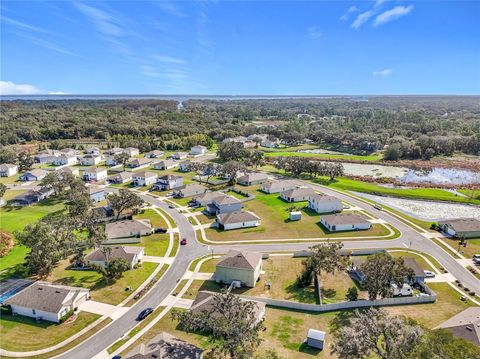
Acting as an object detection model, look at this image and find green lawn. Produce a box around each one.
[436,236,480,259]
[134,209,168,228]
[0,311,100,352]
[0,173,22,184]
[48,260,158,305]
[2,189,27,201]
[129,233,170,257]
[205,188,390,241]
[388,251,436,271]
[263,150,382,162]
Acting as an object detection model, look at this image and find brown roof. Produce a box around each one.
[85,167,107,174]
[154,159,177,168]
[321,213,370,226]
[129,158,152,166]
[87,186,104,195]
[192,191,224,204]
[217,250,262,270]
[85,246,144,264]
[178,183,207,194]
[125,332,203,359]
[24,168,48,177]
[4,282,89,314]
[105,219,152,238]
[158,174,182,181]
[110,171,133,181]
[438,218,480,233]
[217,211,260,225]
[281,187,315,199]
[402,257,424,277]
[214,194,241,206]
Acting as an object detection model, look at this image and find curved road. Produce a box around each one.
[58,181,480,358]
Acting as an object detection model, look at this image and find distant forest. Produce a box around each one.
[0,96,479,159]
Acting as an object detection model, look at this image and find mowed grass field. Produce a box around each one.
[204,188,390,241]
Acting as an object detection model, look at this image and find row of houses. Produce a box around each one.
[223,134,280,149]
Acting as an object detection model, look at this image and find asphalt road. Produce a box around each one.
[58,180,480,358]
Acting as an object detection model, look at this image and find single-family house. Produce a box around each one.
[223,136,248,144]
[308,193,343,214]
[144,150,164,158]
[191,191,225,207]
[105,156,119,167]
[52,154,78,166]
[173,183,208,198]
[91,206,131,223]
[123,147,140,157]
[108,171,133,184]
[11,187,54,206]
[436,307,480,346]
[169,152,188,160]
[261,139,279,148]
[4,282,90,323]
[215,250,263,287]
[79,154,103,166]
[237,173,269,186]
[0,163,18,177]
[216,211,261,231]
[124,332,203,359]
[438,218,480,239]
[179,160,193,172]
[350,256,425,284]
[320,213,371,232]
[280,187,316,202]
[57,166,79,177]
[127,157,152,169]
[105,219,153,241]
[88,186,106,203]
[85,246,144,269]
[307,329,326,350]
[206,194,242,215]
[190,145,207,156]
[34,153,55,164]
[20,169,48,182]
[105,147,124,156]
[59,148,80,156]
[83,167,108,182]
[85,146,101,155]
[132,171,158,187]
[153,174,183,191]
[261,180,297,194]
[191,290,265,324]
[152,159,179,170]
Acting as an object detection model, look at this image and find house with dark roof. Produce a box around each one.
[436,307,480,346]
[215,250,263,287]
[144,149,164,158]
[308,193,343,214]
[124,332,203,359]
[173,183,208,198]
[127,157,153,169]
[206,194,242,215]
[191,191,225,207]
[215,211,261,231]
[320,213,372,232]
[153,174,183,191]
[11,187,54,206]
[438,218,480,239]
[237,172,269,186]
[280,187,315,202]
[85,246,144,269]
[4,282,90,323]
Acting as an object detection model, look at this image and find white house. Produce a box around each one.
[57,166,80,177]
[153,174,184,191]
[0,163,18,177]
[261,180,296,194]
[85,146,101,155]
[132,171,158,186]
[152,159,179,170]
[79,154,103,166]
[320,213,372,232]
[20,169,48,182]
[179,160,193,172]
[307,329,325,350]
[123,147,140,157]
[88,186,106,203]
[438,218,480,239]
[144,150,164,158]
[52,154,78,166]
[108,171,133,184]
[215,250,263,287]
[169,152,188,160]
[189,145,207,156]
[127,158,152,169]
[237,173,269,186]
[280,187,315,202]
[83,167,108,182]
[105,219,153,241]
[84,246,144,269]
[4,282,90,323]
[215,211,261,231]
[105,156,119,166]
[104,147,124,156]
[206,194,243,215]
[308,194,343,214]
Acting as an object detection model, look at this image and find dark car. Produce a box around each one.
[168,204,175,209]
[180,238,187,245]
[112,356,122,359]
[137,308,154,320]
[154,227,167,233]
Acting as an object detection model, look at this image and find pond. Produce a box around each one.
[354,192,480,221]
[399,167,480,185]
[323,162,409,178]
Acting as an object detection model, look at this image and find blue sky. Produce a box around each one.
[1,0,479,95]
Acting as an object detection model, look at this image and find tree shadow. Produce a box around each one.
[329,310,356,334]
[0,313,55,329]
[321,288,337,299]
[298,342,322,355]
[0,263,29,281]
[285,282,316,304]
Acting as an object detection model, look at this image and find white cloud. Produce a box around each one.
[374,5,414,27]
[340,5,358,21]
[48,91,69,95]
[17,33,79,57]
[0,81,42,95]
[373,68,393,77]
[153,55,187,64]
[374,0,387,8]
[1,16,50,33]
[348,6,358,13]
[74,2,123,36]
[351,11,374,29]
[308,26,322,39]
[156,1,186,18]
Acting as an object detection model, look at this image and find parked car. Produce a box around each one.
[154,227,167,233]
[112,356,122,359]
[137,308,154,320]
[168,204,175,209]
[373,203,382,210]
[180,238,187,245]
[473,254,480,264]
[424,270,435,278]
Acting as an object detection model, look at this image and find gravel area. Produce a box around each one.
[399,168,480,185]
[323,162,409,178]
[353,192,480,221]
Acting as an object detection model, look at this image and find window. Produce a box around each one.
[32,309,36,315]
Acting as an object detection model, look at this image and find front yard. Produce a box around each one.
[129,233,170,257]
[48,259,158,305]
[0,311,100,352]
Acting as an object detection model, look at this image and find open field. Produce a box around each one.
[48,259,158,305]
[128,233,170,257]
[0,311,100,352]
[437,236,480,259]
[204,188,390,241]
[263,149,383,162]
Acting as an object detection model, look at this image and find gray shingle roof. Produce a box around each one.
[281,187,315,199]
[125,332,203,359]
[105,219,152,238]
[214,194,241,205]
[321,213,370,226]
[217,211,260,225]
[85,246,144,263]
[217,250,262,270]
[438,218,480,233]
[436,307,480,345]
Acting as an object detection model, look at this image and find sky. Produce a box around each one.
[1,0,479,95]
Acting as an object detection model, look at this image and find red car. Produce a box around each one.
[180,238,187,245]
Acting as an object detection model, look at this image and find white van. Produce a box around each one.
[391,283,413,297]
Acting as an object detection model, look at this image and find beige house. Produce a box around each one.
[105,219,152,242]
[320,213,371,232]
[85,246,144,269]
[237,172,269,186]
[261,180,296,194]
[280,187,315,202]
[215,250,263,287]
[216,211,261,230]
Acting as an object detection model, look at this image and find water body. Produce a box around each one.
[322,161,409,178]
[399,167,480,185]
[353,192,480,221]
